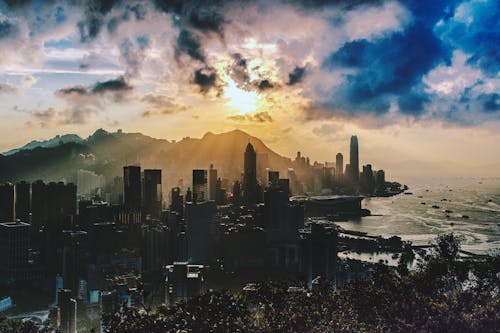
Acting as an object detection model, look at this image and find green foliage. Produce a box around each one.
[0,317,39,333]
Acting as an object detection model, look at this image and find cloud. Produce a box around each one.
[288,66,306,85]
[0,83,17,94]
[30,106,97,127]
[176,29,205,62]
[320,19,450,117]
[193,67,218,93]
[227,111,273,123]
[435,0,500,78]
[55,76,132,97]
[140,93,188,117]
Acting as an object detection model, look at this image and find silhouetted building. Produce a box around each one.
[141,223,168,303]
[57,288,77,333]
[165,262,205,305]
[31,180,47,229]
[0,221,31,283]
[264,187,304,269]
[170,187,183,216]
[350,136,359,182]
[268,171,279,187]
[185,187,193,203]
[232,181,242,205]
[209,164,217,201]
[62,230,88,299]
[192,169,208,203]
[0,183,14,222]
[143,169,162,219]
[186,201,216,263]
[300,223,338,288]
[215,178,227,205]
[124,166,141,212]
[336,153,343,179]
[360,164,375,195]
[375,170,385,191]
[243,143,258,205]
[14,181,30,223]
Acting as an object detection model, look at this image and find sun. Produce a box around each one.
[224,79,261,114]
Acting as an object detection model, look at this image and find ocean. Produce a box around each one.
[339,177,500,254]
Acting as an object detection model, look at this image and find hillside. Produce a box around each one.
[0,129,293,191]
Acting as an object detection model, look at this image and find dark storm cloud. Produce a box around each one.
[153,0,226,34]
[288,66,306,85]
[91,76,132,93]
[193,67,217,93]
[78,0,122,42]
[478,93,500,113]
[256,79,274,91]
[56,85,88,96]
[322,18,450,116]
[56,77,132,96]
[0,19,16,39]
[176,29,205,62]
[107,3,147,34]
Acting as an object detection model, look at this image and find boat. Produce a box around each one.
[432,205,440,209]
[404,192,413,195]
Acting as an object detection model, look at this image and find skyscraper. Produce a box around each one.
[15,181,30,223]
[350,135,359,182]
[243,142,258,204]
[335,153,343,179]
[143,169,162,219]
[0,183,14,222]
[208,164,217,201]
[124,166,141,212]
[192,169,208,203]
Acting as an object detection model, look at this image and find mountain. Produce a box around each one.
[0,129,293,191]
[2,134,84,156]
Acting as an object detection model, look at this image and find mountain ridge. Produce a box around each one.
[0,129,294,191]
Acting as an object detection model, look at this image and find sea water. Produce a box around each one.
[339,177,500,254]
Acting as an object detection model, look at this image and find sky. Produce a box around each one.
[0,0,499,180]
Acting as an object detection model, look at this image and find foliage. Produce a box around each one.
[101,233,499,333]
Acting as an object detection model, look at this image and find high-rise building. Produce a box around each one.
[335,153,343,179]
[61,230,88,299]
[0,221,31,282]
[15,181,30,223]
[124,165,141,212]
[360,164,375,195]
[165,262,205,305]
[77,169,104,197]
[186,201,216,263]
[349,135,359,182]
[31,180,47,229]
[243,142,258,204]
[0,183,14,222]
[268,171,279,187]
[143,169,162,219]
[57,288,77,333]
[208,164,217,201]
[170,187,183,216]
[192,169,208,203]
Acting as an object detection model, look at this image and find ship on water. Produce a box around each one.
[290,195,370,219]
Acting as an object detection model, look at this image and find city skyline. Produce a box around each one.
[0,0,499,178]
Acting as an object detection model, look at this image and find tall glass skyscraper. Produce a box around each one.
[243,142,257,204]
[350,136,359,182]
